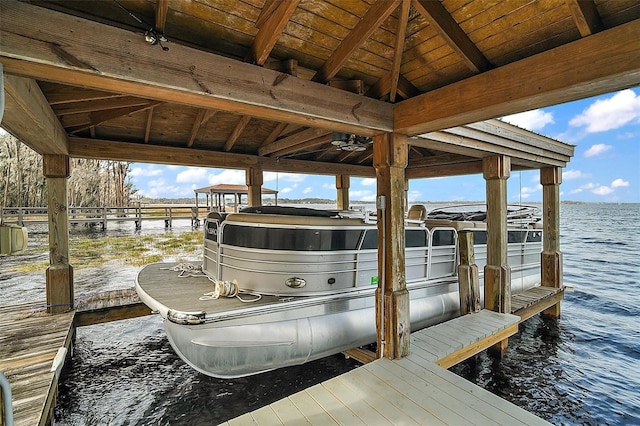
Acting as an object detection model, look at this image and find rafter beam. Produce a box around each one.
[66,101,163,133]
[366,73,420,100]
[390,0,411,102]
[395,20,640,135]
[260,122,288,147]
[259,127,331,156]
[224,116,251,151]
[187,109,207,147]
[247,0,299,65]
[2,74,69,155]
[144,106,155,143]
[39,83,126,105]
[269,133,332,158]
[412,0,489,73]
[0,1,392,136]
[566,0,602,36]
[52,96,152,116]
[155,0,169,34]
[312,0,401,83]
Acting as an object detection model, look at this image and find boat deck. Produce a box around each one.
[221,310,548,425]
[136,262,298,314]
[0,303,74,426]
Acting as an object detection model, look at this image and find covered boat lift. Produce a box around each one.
[0,0,639,422]
[194,184,278,213]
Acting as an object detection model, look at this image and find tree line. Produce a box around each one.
[0,133,137,208]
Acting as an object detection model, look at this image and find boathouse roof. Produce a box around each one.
[1,0,638,174]
[194,184,278,196]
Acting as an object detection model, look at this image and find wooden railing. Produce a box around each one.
[0,205,211,229]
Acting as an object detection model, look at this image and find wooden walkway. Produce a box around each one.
[0,303,74,426]
[512,286,564,321]
[222,310,550,425]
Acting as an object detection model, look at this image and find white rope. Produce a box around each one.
[200,276,262,303]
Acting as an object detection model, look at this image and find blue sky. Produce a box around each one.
[131,87,640,203]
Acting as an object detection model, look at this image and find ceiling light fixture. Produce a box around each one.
[330,132,372,151]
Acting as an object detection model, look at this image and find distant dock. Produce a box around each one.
[1,205,210,230]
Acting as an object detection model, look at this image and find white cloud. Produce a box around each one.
[207,169,245,185]
[130,166,163,177]
[176,167,208,183]
[322,183,334,189]
[519,184,542,199]
[264,172,306,183]
[592,185,614,195]
[562,169,589,180]
[569,89,640,133]
[302,187,313,194]
[611,178,630,188]
[501,109,554,131]
[361,178,376,186]
[280,187,293,194]
[584,143,612,158]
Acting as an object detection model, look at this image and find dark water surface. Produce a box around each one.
[2,204,639,424]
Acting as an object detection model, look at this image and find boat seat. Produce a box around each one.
[407,204,427,220]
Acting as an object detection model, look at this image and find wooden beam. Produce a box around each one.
[52,96,152,116]
[66,101,163,133]
[270,133,332,158]
[155,0,169,34]
[366,72,420,100]
[74,303,151,327]
[0,1,392,136]
[395,20,640,135]
[312,0,401,83]
[144,106,155,143]
[390,0,411,103]
[566,0,602,37]
[224,116,251,151]
[259,127,330,156]
[255,0,280,29]
[336,174,350,210]
[260,122,288,147]
[412,0,490,73]
[69,136,376,177]
[373,133,409,359]
[40,84,125,105]
[2,75,69,155]
[405,160,483,179]
[186,109,207,147]
[540,167,563,318]
[247,0,299,65]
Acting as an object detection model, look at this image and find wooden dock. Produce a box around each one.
[222,310,549,425]
[0,303,74,426]
[0,205,209,229]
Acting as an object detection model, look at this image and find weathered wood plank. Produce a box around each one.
[395,20,640,135]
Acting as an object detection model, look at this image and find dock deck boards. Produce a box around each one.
[221,310,551,425]
[0,303,74,426]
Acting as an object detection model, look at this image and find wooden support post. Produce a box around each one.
[541,167,563,318]
[246,167,263,207]
[373,133,410,359]
[44,154,74,314]
[458,230,480,315]
[483,155,511,353]
[336,174,350,210]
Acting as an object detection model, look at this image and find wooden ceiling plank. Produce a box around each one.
[565,0,603,36]
[248,0,300,65]
[69,101,164,134]
[311,0,402,83]
[224,116,251,151]
[0,1,392,136]
[259,127,331,156]
[390,0,412,102]
[2,75,69,155]
[187,109,207,147]
[155,0,169,34]
[395,20,640,136]
[412,0,490,73]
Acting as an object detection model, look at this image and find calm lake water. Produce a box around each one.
[1,203,639,425]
